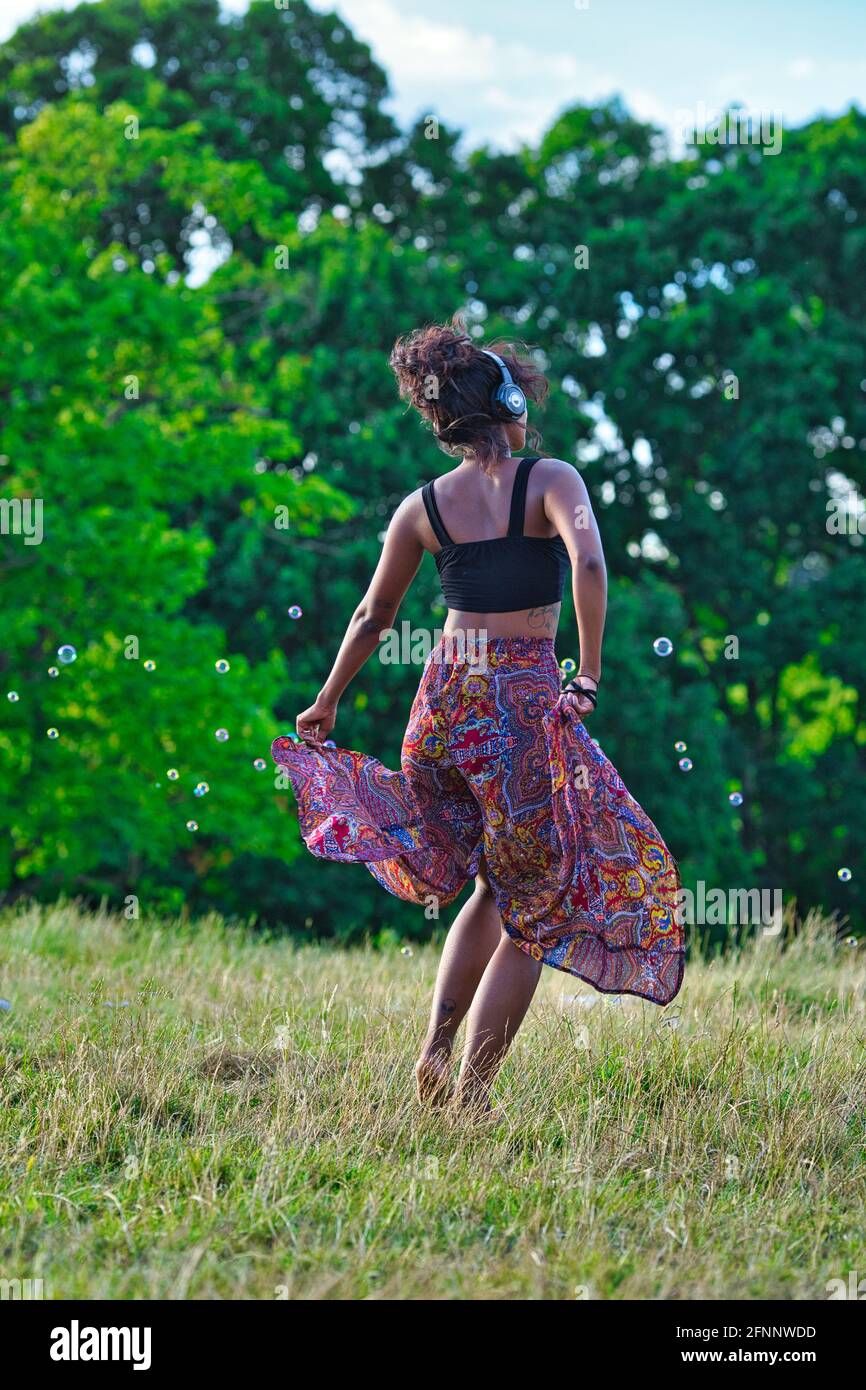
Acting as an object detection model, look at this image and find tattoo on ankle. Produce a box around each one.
[440,998,456,1016]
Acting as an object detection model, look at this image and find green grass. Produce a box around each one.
[1,900,865,1300]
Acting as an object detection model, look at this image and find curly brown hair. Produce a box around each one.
[389,315,548,472]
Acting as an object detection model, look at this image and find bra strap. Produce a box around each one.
[421,479,454,547]
[507,456,540,537]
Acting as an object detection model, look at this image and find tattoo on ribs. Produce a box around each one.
[526,605,558,633]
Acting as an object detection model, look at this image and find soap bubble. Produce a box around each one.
[324,739,336,748]
[674,741,687,753]
[215,659,230,673]
[288,605,303,620]
[0,999,11,1012]
[6,691,19,702]
[678,757,693,772]
[560,657,577,675]
[194,781,209,797]
[400,946,413,957]
[728,791,744,807]
[47,727,59,739]
[57,644,77,665]
[144,660,156,671]
[186,820,198,832]
[653,637,673,657]
[837,867,852,882]
[48,667,59,679]
[214,728,229,742]
[253,758,267,771]
[167,768,179,780]
[845,936,858,947]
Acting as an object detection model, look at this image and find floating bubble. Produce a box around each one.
[186,820,198,832]
[837,867,852,882]
[48,667,59,679]
[560,657,577,675]
[167,769,179,781]
[47,728,59,739]
[845,936,858,947]
[288,605,303,620]
[215,659,230,673]
[400,946,413,957]
[144,660,156,672]
[674,741,687,753]
[0,998,11,1012]
[215,728,229,742]
[653,637,673,657]
[324,739,336,748]
[728,792,744,807]
[678,757,693,772]
[6,691,19,703]
[57,644,77,665]
[253,758,267,771]
[194,781,209,797]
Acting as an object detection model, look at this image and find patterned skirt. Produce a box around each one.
[272,636,684,1005]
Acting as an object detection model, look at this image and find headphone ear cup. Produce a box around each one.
[492,382,527,419]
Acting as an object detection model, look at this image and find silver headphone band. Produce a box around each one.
[480,348,514,386]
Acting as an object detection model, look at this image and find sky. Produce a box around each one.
[1,0,864,151]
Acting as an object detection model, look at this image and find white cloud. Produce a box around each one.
[311,0,623,148]
[788,57,816,79]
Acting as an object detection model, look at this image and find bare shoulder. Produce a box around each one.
[534,456,589,496]
[388,486,428,541]
[534,455,579,478]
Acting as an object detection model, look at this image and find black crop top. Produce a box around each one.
[421,456,570,613]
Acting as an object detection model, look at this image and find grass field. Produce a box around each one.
[1,900,864,1300]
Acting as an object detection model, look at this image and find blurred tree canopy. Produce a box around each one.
[1,0,863,938]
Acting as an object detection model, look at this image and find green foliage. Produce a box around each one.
[0,1,863,934]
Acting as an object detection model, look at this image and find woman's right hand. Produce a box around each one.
[562,675,598,721]
[296,694,338,744]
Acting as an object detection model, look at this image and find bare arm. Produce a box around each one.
[295,495,424,740]
[542,459,607,685]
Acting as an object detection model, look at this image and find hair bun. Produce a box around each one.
[389,319,477,409]
[389,315,548,470]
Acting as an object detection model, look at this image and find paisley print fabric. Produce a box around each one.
[272,636,684,1005]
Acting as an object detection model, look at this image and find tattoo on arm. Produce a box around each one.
[526,605,558,633]
[440,998,456,1017]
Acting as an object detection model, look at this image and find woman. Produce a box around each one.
[272,319,683,1113]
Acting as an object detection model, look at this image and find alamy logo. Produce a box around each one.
[0,497,43,545]
[676,883,782,931]
[826,1271,866,1300]
[672,102,783,156]
[0,1277,45,1299]
[378,622,489,669]
[50,1321,152,1371]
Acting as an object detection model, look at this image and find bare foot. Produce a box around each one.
[451,1088,506,1124]
[414,1048,452,1105]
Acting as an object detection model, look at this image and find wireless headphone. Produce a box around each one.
[481,349,527,421]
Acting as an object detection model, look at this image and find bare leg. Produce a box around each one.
[453,937,542,1112]
[415,870,502,1102]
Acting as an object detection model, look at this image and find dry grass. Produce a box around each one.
[1,899,865,1299]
